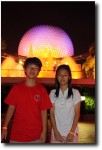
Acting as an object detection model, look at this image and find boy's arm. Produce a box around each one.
[41,110,47,143]
[2,105,15,128]
[1,105,15,141]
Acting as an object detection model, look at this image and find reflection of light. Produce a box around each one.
[18,25,74,58]
[81,96,85,101]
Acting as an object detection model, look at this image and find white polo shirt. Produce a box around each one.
[49,88,81,136]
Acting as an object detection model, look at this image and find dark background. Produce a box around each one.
[1,1,95,56]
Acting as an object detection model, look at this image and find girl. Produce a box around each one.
[49,64,81,143]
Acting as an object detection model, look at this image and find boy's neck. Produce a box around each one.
[25,77,36,87]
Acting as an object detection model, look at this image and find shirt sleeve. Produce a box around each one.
[49,89,56,104]
[40,87,52,111]
[73,89,81,105]
[5,85,18,107]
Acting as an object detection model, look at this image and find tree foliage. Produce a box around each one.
[82,43,95,78]
[85,96,95,113]
[1,38,7,51]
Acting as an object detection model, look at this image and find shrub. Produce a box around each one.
[84,96,95,113]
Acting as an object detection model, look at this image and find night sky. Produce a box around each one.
[1,1,95,56]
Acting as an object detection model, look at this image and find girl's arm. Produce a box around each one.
[70,101,81,133]
[50,104,63,142]
[66,101,80,142]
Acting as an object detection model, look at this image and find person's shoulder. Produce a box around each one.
[72,88,81,97]
[49,89,56,95]
[37,82,45,88]
[50,89,56,93]
[12,81,24,89]
[49,89,56,101]
[72,88,80,94]
[36,82,47,92]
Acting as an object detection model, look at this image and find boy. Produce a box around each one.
[1,57,52,143]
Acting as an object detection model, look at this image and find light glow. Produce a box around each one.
[81,96,85,101]
[1,25,83,78]
[18,25,74,58]
[1,56,83,78]
[1,57,25,77]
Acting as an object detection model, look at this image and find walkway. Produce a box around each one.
[78,122,95,143]
[1,115,95,144]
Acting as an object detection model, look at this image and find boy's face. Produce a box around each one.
[25,64,40,79]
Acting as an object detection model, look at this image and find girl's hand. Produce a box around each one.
[54,130,63,142]
[66,133,74,143]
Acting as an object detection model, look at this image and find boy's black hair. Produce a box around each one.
[55,64,73,98]
[23,57,42,69]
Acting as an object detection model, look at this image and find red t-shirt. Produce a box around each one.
[5,81,52,142]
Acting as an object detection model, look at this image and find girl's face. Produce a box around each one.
[25,64,40,79]
[57,69,69,86]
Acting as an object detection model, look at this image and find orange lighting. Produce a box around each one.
[1,57,25,77]
[1,56,83,79]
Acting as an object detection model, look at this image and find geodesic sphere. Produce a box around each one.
[18,25,74,58]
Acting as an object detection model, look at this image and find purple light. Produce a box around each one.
[18,25,74,58]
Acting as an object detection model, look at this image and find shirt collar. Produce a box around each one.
[59,88,68,97]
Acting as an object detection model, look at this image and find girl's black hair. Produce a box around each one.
[23,57,42,69]
[55,64,73,98]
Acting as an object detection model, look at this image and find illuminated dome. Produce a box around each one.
[18,25,74,58]
[2,25,83,79]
